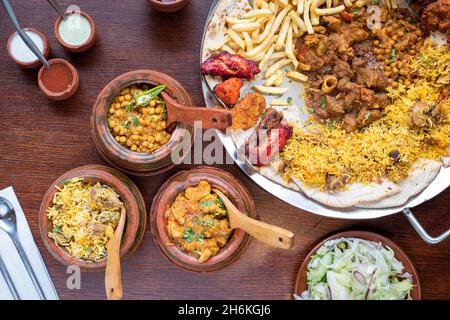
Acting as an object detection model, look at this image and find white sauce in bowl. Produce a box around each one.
[10,30,45,63]
[58,13,92,46]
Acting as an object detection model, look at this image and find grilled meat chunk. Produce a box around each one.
[421,0,450,31]
[214,78,243,106]
[201,52,260,79]
[231,93,266,130]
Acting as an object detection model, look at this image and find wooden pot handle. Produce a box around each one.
[170,106,232,129]
[232,213,295,249]
[105,206,126,300]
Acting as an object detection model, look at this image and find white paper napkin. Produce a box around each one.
[0,187,59,300]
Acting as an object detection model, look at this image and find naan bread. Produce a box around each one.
[290,177,401,209]
[357,159,442,209]
[442,147,450,168]
[202,0,251,59]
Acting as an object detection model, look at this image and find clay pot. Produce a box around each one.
[38,58,79,101]
[39,165,147,270]
[91,70,194,176]
[147,0,189,13]
[151,167,255,272]
[7,28,50,69]
[54,10,96,53]
[294,230,422,300]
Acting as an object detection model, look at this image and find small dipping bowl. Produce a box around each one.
[151,167,256,273]
[54,10,96,52]
[91,70,194,176]
[39,164,147,270]
[38,58,79,101]
[147,0,189,13]
[294,231,422,300]
[7,28,50,69]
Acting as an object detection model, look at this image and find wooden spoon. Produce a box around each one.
[213,189,294,249]
[105,205,126,300]
[161,91,232,129]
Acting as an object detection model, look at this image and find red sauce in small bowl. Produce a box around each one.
[38,58,79,101]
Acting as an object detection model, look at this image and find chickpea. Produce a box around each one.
[113,126,120,133]
[392,67,399,75]
[398,30,405,37]
[119,136,127,143]
[131,145,137,151]
[150,100,157,108]
[148,136,155,143]
[118,96,125,103]
[109,107,115,114]
[373,40,380,46]
[126,139,133,147]
[149,107,156,115]
[115,110,123,117]
[155,106,162,114]
[115,136,121,142]
[124,94,132,101]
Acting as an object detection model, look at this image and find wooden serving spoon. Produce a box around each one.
[213,189,294,249]
[161,91,233,129]
[105,205,126,300]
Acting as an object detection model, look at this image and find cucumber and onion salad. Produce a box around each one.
[296,238,414,300]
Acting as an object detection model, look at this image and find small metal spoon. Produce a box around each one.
[0,253,20,300]
[1,0,50,68]
[46,0,67,21]
[0,197,46,300]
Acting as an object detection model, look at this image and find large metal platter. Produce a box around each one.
[200,0,450,220]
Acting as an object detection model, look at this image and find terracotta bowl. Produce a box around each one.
[91,70,194,176]
[7,28,50,69]
[151,167,255,272]
[147,0,189,13]
[39,165,147,270]
[54,10,96,53]
[38,58,79,101]
[294,231,422,300]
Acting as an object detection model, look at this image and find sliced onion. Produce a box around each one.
[326,286,333,300]
[353,271,367,285]
[365,268,378,300]
[397,272,413,283]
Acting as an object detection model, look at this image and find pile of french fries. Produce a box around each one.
[208,0,398,101]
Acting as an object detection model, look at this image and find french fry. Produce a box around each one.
[288,11,307,32]
[270,51,288,60]
[315,5,346,15]
[248,5,291,57]
[290,56,299,69]
[242,8,274,19]
[270,99,291,106]
[287,71,309,82]
[259,43,276,71]
[298,0,304,14]
[225,17,256,25]
[344,0,353,7]
[228,29,246,50]
[221,44,236,54]
[253,85,289,95]
[274,71,285,86]
[277,0,290,7]
[391,0,398,9]
[285,23,295,60]
[265,58,292,78]
[275,15,291,50]
[311,0,325,25]
[208,35,230,52]
[243,32,253,51]
[303,0,314,34]
[264,72,280,86]
[326,0,332,8]
[292,0,298,5]
[232,22,261,32]
[256,15,276,44]
[333,0,339,6]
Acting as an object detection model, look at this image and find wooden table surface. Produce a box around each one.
[0,0,449,300]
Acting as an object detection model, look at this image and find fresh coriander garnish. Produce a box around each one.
[182,227,196,243]
[123,120,131,129]
[390,48,396,63]
[319,96,326,109]
[199,200,214,208]
[353,7,361,15]
[132,116,140,127]
[287,97,293,104]
[308,107,315,114]
[52,226,61,233]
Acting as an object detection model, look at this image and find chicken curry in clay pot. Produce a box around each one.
[166,181,232,263]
